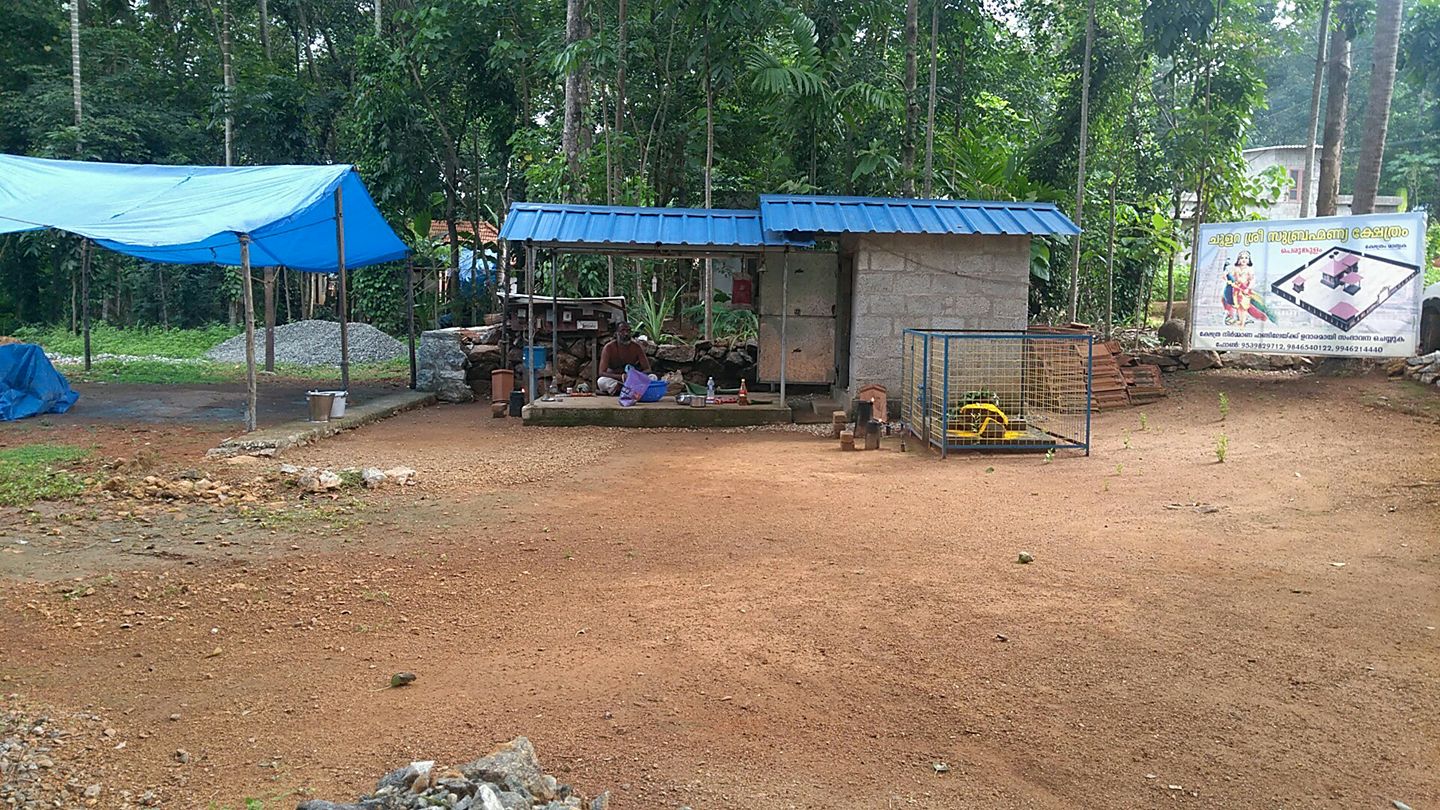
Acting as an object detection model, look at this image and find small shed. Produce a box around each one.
[498,195,1078,414]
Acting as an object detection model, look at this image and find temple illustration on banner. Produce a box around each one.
[1270,247,1419,332]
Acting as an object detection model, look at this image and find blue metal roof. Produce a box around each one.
[499,202,810,252]
[758,194,1080,237]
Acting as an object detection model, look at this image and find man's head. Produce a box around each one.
[615,321,632,344]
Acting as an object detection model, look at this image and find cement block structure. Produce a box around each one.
[843,232,1031,404]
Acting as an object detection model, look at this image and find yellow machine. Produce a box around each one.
[946,402,1028,442]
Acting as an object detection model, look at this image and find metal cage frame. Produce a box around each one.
[901,329,1093,457]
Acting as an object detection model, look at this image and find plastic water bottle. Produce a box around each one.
[706,377,716,404]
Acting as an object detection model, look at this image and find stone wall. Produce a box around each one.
[417,326,502,403]
[419,325,758,403]
[845,233,1030,400]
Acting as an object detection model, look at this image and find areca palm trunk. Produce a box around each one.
[1351,0,1403,214]
[1316,24,1352,217]
[903,0,918,195]
[1067,0,1096,323]
[1300,0,1331,217]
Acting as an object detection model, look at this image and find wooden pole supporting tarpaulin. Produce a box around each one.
[335,187,350,392]
[80,238,92,371]
[405,256,417,390]
[238,234,257,432]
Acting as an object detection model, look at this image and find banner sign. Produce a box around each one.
[1191,212,1426,357]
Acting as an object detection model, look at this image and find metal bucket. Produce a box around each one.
[307,391,335,422]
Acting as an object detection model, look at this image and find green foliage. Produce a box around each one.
[11,323,238,359]
[1218,392,1230,421]
[629,289,681,344]
[0,444,90,506]
[1426,220,1440,286]
[1215,433,1229,463]
[682,300,758,341]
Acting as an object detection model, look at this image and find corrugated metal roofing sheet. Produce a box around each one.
[758,194,1080,237]
[499,203,809,250]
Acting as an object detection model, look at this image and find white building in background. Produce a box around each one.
[1242,144,1402,220]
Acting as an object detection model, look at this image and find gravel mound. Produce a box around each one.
[205,320,405,366]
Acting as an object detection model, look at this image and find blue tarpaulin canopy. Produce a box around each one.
[0,154,409,271]
[0,154,415,431]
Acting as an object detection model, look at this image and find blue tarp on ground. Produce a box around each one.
[0,344,79,421]
[0,154,408,271]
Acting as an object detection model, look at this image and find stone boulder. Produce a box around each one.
[655,343,695,364]
[1180,349,1221,371]
[460,737,552,801]
[1157,318,1186,345]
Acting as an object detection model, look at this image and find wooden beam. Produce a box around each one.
[335,188,350,391]
[239,234,257,432]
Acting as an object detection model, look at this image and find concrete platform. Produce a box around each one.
[210,389,436,456]
[523,396,792,427]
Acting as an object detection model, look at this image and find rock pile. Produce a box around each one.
[0,701,157,809]
[1132,346,1312,373]
[278,464,416,492]
[1393,350,1440,388]
[418,326,502,403]
[99,473,268,503]
[206,320,406,366]
[297,737,608,810]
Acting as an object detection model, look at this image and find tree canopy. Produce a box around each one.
[0,0,1431,335]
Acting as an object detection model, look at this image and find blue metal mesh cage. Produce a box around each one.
[901,330,1093,456]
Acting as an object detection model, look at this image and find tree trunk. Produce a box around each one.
[703,31,714,340]
[1164,190,1180,321]
[614,0,626,204]
[902,0,919,195]
[1066,0,1096,323]
[374,0,382,36]
[1351,0,1403,214]
[221,0,234,166]
[1300,0,1331,218]
[923,0,939,197]
[69,0,82,154]
[263,266,276,371]
[561,0,586,197]
[259,0,271,59]
[1316,25,1351,217]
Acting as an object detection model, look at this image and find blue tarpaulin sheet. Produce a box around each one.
[0,154,408,271]
[0,344,79,421]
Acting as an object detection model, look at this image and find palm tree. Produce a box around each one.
[1067,0,1096,323]
[1351,0,1404,214]
[1300,0,1331,218]
[1316,2,1358,217]
[69,0,82,153]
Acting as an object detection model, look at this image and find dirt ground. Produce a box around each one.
[1,371,1438,809]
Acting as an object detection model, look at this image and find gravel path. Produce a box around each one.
[205,320,405,366]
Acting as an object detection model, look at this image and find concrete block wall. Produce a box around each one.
[845,233,1030,403]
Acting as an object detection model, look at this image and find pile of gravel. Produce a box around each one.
[299,737,608,810]
[205,320,406,366]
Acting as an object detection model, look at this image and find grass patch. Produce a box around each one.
[0,444,91,506]
[58,357,409,385]
[12,323,239,359]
